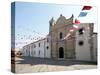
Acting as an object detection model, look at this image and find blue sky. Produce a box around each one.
[14,2,97,49]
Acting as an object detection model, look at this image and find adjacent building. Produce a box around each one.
[22,44,30,56]
[22,35,51,58]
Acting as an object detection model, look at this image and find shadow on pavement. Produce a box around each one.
[15,56,97,66]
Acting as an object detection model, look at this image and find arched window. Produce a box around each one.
[59,32,63,39]
[50,22,52,26]
[46,46,49,50]
[78,28,84,35]
[39,50,40,55]
[38,43,40,47]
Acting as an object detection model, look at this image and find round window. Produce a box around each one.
[78,41,84,46]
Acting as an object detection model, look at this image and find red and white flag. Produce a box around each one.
[62,19,80,40]
[82,6,92,10]
[74,19,80,24]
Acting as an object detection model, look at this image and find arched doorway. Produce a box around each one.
[59,47,64,58]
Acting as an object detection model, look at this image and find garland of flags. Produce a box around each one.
[13,6,93,46]
[78,6,92,17]
[13,29,47,46]
[63,5,92,40]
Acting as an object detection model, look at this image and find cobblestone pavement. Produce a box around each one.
[14,56,97,73]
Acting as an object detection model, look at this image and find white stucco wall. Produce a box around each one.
[34,42,39,57]
[75,23,93,61]
[22,47,26,56]
[22,45,30,56]
[39,40,45,58]
[29,44,33,57]
[22,35,51,58]
[31,39,45,58]
[30,36,51,58]
[44,36,51,58]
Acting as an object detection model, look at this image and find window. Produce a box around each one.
[78,28,84,35]
[78,41,84,46]
[34,44,36,48]
[39,50,40,55]
[59,32,63,39]
[47,38,49,42]
[46,46,49,50]
[34,51,35,55]
[39,43,40,47]
[31,45,33,49]
[50,22,52,26]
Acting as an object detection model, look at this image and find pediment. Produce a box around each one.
[56,14,74,26]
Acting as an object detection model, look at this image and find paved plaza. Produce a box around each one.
[14,56,97,73]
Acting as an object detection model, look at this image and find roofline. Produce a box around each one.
[32,38,46,43]
[80,23,94,24]
[93,32,98,34]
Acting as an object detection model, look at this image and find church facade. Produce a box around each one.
[49,14,75,59]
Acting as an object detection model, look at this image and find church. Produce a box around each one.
[22,14,97,62]
[49,14,75,59]
[49,14,97,61]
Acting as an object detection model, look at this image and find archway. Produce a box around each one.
[59,47,64,58]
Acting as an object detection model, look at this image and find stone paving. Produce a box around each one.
[14,56,97,73]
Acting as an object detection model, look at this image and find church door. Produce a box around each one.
[59,47,64,58]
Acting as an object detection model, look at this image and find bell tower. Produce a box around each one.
[49,17,56,33]
[75,23,94,61]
